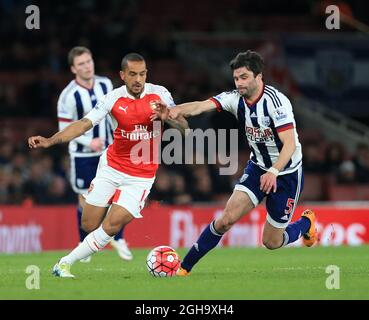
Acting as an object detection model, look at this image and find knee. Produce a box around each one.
[81,218,98,234]
[102,219,122,236]
[262,238,282,250]
[216,212,236,233]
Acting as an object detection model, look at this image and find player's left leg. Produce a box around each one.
[262,211,316,249]
[178,160,264,276]
[108,174,152,260]
[178,190,255,275]
[262,221,285,249]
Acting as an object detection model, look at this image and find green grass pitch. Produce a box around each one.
[0,246,368,300]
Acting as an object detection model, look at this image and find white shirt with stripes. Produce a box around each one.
[211,84,302,175]
[57,75,114,157]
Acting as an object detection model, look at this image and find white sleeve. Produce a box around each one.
[158,86,176,108]
[268,93,295,132]
[84,95,111,126]
[57,93,75,130]
[57,92,93,146]
[210,91,239,117]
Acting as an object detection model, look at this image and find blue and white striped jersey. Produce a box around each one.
[211,84,302,175]
[57,76,114,157]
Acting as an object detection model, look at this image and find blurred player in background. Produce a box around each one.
[29,53,188,278]
[57,46,132,262]
[168,50,318,276]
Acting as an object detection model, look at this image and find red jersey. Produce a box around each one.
[85,83,175,178]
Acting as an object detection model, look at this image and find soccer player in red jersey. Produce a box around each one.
[28,53,188,278]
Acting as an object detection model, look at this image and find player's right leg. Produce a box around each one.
[178,190,255,276]
[54,204,135,277]
[101,204,134,236]
[53,161,118,277]
[78,195,108,263]
[53,204,114,278]
[178,161,262,276]
[53,167,154,278]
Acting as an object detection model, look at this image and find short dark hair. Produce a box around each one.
[68,46,92,66]
[229,50,264,77]
[121,53,145,70]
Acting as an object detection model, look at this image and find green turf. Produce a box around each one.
[0,246,368,300]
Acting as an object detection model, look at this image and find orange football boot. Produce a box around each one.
[301,209,318,247]
[177,267,190,277]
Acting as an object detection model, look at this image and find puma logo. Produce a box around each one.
[118,106,128,113]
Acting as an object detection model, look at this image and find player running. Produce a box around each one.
[29,53,188,278]
[57,46,132,262]
[168,50,318,276]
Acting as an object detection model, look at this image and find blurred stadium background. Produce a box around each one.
[1,0,369,253]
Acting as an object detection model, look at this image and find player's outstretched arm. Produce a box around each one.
[28,118,93,149]
[169,100,217,119]
[150,100,189,135]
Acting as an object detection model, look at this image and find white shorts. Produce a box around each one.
[84,151,155,218]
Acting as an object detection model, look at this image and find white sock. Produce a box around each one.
[60,225,112,265]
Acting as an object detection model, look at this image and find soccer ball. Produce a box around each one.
[146,245,180,277]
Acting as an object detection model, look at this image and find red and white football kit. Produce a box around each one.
[83,83,175,218]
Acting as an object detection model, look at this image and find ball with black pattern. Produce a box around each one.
[146,245,180,277]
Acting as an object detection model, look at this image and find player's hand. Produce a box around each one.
[90,138,105,152]
[150,100,169,121]
[260,172,277,194]
[168,106,182,120]
[28,136,52,149]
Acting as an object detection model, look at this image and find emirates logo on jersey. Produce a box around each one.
[120,125,161,141]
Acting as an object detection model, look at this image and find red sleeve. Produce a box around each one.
[58,117,73,122]
[209,97,223,112]
[276,123,294,133]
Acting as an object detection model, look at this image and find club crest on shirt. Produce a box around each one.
[261,116,270,127]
